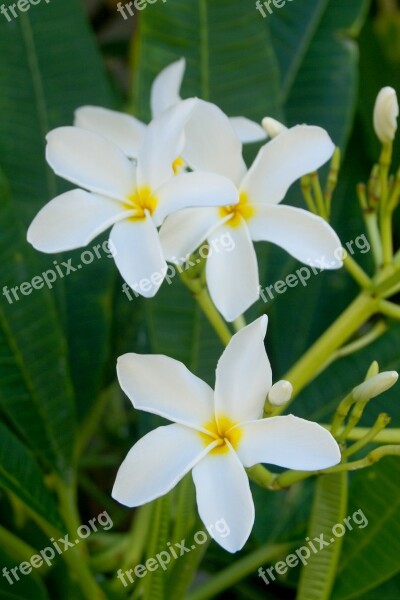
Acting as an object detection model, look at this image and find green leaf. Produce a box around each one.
[131,0,282,121]
[269,0,330,100]
[273,0,371,146]
[297,472,348,600]
[0,421,63,530]
[0,545,49,600]
[0,0,116,421]
[0,171,75,476]
[332,457,400,599]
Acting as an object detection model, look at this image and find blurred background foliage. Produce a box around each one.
[0,0,400,598]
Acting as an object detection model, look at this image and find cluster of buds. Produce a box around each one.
[331,362,398,455]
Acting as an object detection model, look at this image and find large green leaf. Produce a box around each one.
[272,0,371,147]
[297,472,348,600]
[131,0,282,121]
[332,457,400,599]
[0,421,63,530]
[269,0,330,101]
[0,0,116,421]
[0,548,49,600]
[0,172,75,476]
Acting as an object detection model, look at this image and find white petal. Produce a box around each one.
[206,222,260,322]
[240,125,335,205]
[74,106,146,158]
[236,415,341,470]
[27,189,124,253]
[214,316,271,423]
[159,208,220,263]
[46,127,136,200]
[137,98,197,190]
[112,424,213,507]
[248,204,343,268]
[150,58,185,118]
[110,217,167,297]
[229,116,267,144]
[192,445,255,553]
[117,353,215,430]
[183,100,247,185]
[154,172,238,226]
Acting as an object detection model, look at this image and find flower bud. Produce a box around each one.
[353,371,398,402]
[373,87,399,144]
[261,117,288,139]
[268,380,293,406]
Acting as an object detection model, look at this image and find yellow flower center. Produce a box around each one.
[122,186,158,221]
[200,415,243,455]
[219,191,256,228]
[172,156,185,175]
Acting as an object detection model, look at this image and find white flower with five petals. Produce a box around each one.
[74,58,266,158]
[159,116,343,321]
[112,316,341,553]
[27,100,238,297]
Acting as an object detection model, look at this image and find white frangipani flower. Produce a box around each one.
[160,115,343,321]
[112,317,341,553]
[27,100,238,297]
[75,58,266,155]
[373,87,399,144]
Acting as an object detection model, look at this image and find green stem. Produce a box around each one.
[247,464,276,488]
[311,172,327,218]
[192,286,232,346]
[372,266,400,296]
[301,175,318,214]
[277,444,400,488]
[343,255,372,289]
[186,543,294,600]
[379,299,400,319]
[357,181,383,267]
[342,413,391,458]
[55,479,106,600]
[341,425,400,444]
[381,211,394,266]
[276,293,378,410]
[321,320,387,372]
[233,315,246,332]
[330,393,355,438]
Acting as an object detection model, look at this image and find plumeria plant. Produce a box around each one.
[1,3,400,600]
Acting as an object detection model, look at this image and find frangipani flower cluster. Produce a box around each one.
[28,58,344,321]
[26,59,345,554]
[113,317,340,552]
[28,99,238,296]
